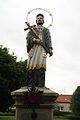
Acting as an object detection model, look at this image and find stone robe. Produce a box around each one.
[26,26,52,87]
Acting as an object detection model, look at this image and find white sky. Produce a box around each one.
[0,0,80,95]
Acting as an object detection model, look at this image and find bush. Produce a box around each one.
[71,86,80,116]
[54,110,73,116]
[66,115,80,120]
[54,110,64,116]
[0,112,15,116]
[54,110,80,120]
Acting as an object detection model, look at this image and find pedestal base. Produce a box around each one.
[11,87,59,120]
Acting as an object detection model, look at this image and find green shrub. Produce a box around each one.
[54,110,64,116]
[66,115,80,120]
[0,112,15,116]
[54,110,73,117]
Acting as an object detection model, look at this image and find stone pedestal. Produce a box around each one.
[11,87,58,120]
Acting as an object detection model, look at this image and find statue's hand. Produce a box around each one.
[33,38,43,45]
[49,49,53,57]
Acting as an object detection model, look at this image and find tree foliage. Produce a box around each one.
[71,86,80,116]
[0,45,26,112]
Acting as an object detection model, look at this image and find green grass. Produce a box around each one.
[0,116,69,120]
[0,116,15,120]
[0,116,70,120]
[54,116,70,120]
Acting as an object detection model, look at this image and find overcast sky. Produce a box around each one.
[0,0,80,94]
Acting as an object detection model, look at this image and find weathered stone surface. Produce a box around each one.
[11,87,59,120]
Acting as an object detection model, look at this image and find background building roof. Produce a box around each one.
[56,95,72,103]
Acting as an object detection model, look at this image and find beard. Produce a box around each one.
[37,22,43,25]
[36,20,44,25]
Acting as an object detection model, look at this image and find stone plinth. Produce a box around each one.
[11,87,59,120]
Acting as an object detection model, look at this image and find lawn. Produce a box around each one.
[54,116,70,120]
[0,116,70,120]
[0,116,15,120]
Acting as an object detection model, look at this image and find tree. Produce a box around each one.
[71,86,80,116]
[0,45,26,112]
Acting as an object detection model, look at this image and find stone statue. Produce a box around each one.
[26,13,53,87]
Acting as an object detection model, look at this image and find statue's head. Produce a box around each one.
[36,13,44,25]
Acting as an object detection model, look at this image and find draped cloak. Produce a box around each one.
[26,26,52,71]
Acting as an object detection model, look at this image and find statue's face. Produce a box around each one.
[36,16,44,25]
